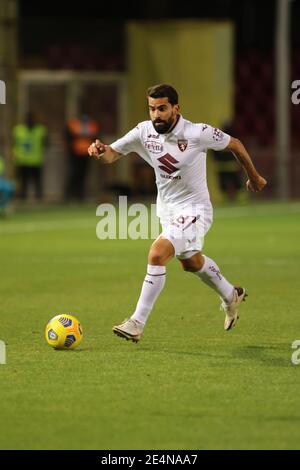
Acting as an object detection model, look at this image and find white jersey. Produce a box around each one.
[110,115,230,219]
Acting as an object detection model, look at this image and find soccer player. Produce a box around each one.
[88,84,267,342]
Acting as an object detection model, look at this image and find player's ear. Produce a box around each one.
[174,104,180,113]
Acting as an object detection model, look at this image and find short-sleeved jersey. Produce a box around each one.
[111,115,230,219]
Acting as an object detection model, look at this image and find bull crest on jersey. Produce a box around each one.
[157,154,179,175]
[177,139,188,152]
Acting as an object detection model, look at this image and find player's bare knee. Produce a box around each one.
[181,261,199,272]
[148,237,174,265]
[184,264,198,272]
[180,253,204,272]
[148,249,165,265]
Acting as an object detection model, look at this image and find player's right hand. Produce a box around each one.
[88,139,106,159]
[246,175,267,192]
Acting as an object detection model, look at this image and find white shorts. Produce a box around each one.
[159,204,213,259]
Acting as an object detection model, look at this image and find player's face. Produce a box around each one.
[148,97,179,134]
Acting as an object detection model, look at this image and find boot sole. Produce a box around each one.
[113,328,140,343]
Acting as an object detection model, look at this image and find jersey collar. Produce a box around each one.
[158,115,184,142]
[169,114,184,136]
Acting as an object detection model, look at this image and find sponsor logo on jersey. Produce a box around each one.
[157,154,179,175]
[212,128,224,142]
[144,140,163,154]
[160,173,181,180]
[202,124,208,131]
[147,134,159,139]
[177,139,188,152]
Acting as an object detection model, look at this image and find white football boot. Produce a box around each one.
[220,287,247,331]
[113,318,144,343]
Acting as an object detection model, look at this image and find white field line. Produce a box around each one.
[219,258,296,266]
[28,256,119,264]
[0,203,300,235]
[52,257,295,265]
[0,218,94,234]
[214,204,300,218]
[10,256,297,265]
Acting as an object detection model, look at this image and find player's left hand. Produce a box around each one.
[246,175,267,192]
[88,139,106,159]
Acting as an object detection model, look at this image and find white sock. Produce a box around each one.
[193,255,234,303]
[131,264,166,326]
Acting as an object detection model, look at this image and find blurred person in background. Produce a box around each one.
[12,112,47,201]
[131,152,156,198]
[212,123,243,202]
[88,84,267,342]
[0,155,15,215]
[65,112,99,201]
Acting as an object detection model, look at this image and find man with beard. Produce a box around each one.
[88,84,267,342]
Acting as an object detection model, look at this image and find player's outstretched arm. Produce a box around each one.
[226,137,267,192]
[87,139,121,164]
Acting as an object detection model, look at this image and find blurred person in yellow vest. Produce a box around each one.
[13,112,47,200]
[65,113,99,201]
[0,155,15,215]
[212,123,243,202]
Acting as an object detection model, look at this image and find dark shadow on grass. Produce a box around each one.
[52,348,90,352]
[137,343,294,368]
[264,415,300,422]
[232,344,292,367]
[138,346,229,359]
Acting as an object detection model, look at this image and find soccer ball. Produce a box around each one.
[45,314,83,350]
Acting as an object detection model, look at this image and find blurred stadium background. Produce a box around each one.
[1,0,300,205]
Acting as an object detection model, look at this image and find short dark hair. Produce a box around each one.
[147,84,178,106]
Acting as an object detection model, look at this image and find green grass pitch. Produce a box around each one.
[0,201,300,450]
